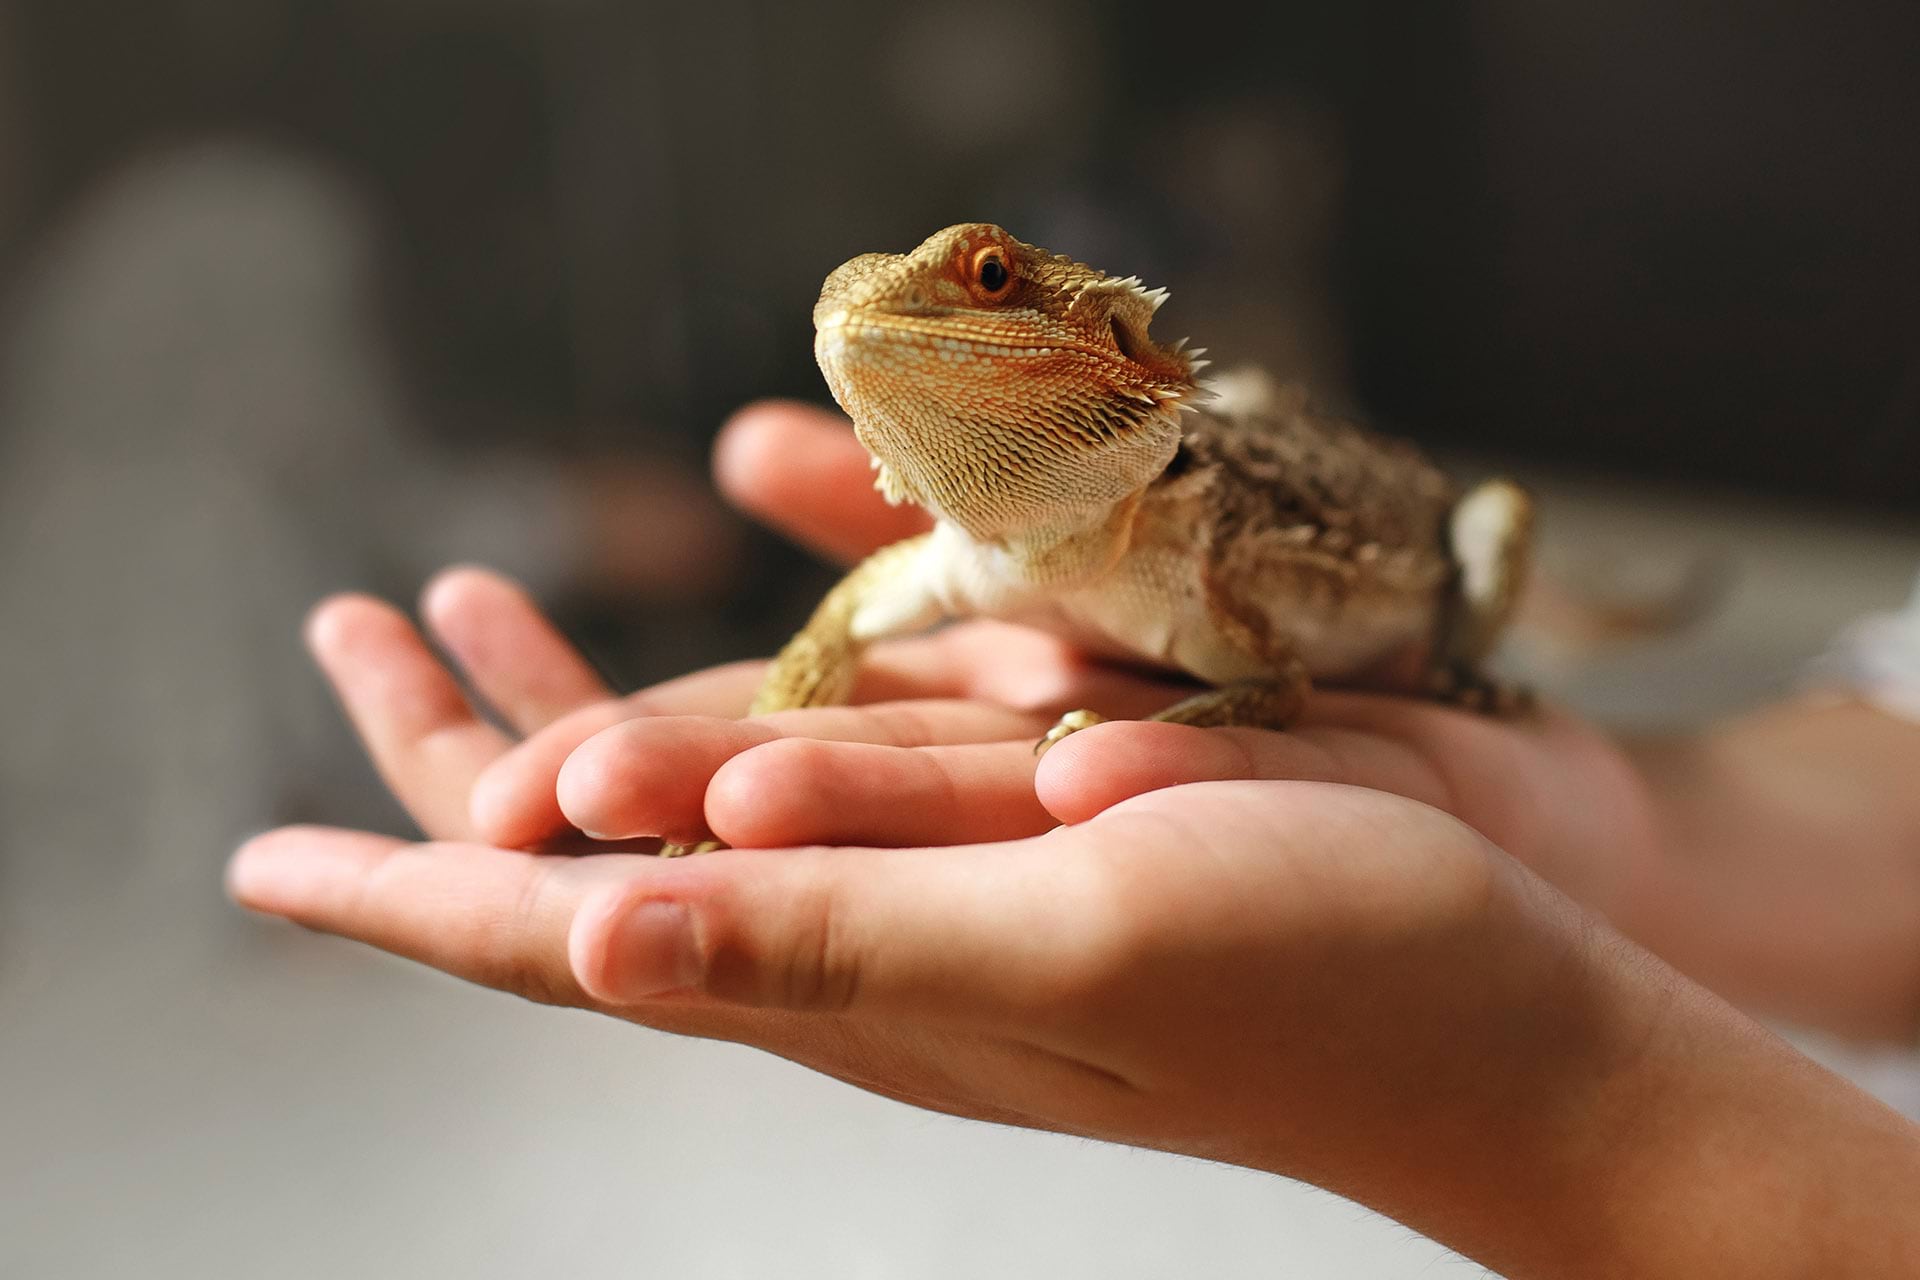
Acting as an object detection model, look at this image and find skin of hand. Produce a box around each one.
[460,401,1920,1040]
[228,399,1920,1271]
[471,404,1658,902]
[230,701,1920,1277]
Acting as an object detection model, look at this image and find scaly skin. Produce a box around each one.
[663,224,1531,854]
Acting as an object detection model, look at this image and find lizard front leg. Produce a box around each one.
[750,532,940,714]
[660,534,940,856]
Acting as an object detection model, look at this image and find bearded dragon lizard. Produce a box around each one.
[696,224,1529,849]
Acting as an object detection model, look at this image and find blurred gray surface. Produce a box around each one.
[4,930,1481,1278]
[1507,470,1920,728]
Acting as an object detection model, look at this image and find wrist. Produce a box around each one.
[1573,963,1920,1277]
[1338,870,1920,1277]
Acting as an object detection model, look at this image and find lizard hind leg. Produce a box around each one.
[1431,478,1534,715]
[1035,659,1312,755]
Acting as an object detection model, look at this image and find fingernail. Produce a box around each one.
[603,900,702,1000]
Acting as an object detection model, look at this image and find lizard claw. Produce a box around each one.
[1035,708,1107,756]
[1426,664,1534,717]
[658,839,725,858]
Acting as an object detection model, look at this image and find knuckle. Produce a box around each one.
[703,873,861,1013]
[488,951,577,1009]
[777,877,863,1013]
[472,859,578,1008]
[858,701,940,747]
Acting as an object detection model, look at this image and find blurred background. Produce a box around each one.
[2,1,1918,1275]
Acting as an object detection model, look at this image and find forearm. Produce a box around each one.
[1556,954,1920,1277]
[1304,877,1920,1278]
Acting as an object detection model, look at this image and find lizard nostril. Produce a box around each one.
[902,284,928,310]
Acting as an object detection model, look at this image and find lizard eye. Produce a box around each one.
[970,247,1013,299]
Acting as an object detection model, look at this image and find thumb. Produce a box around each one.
[713,400,932,567]
[1037,720,1397,825]
[567,838,1111,1024]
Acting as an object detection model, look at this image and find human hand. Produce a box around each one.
[230,772,1920,1278]
[239,401,1920,1272]
[461,402,1661,915]
[299,399,1916,1046]
[286,401,1170,847]
[324,537,1920,1053]
[524,402,1920,1042]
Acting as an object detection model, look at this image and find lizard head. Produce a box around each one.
[812,223,1199,542]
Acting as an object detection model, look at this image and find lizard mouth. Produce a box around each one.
[815,308,1091,363]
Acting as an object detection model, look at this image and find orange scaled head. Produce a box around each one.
[812,223,1199,540]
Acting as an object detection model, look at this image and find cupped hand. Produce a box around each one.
[237,400,1920,1273]
[425,401,1657,923]
[313,399,1919,1040]
[233,772,1916,1280]
[297,401,1179,849]
[231,772,1674,1277]
[305,560,1192,852]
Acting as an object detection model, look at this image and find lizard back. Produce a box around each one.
[1116,393,1460,687]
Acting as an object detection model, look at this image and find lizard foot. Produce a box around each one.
[1427,664,1534,717]
[658,839,725,858]
[1148,674,1309,733]
[1035,708,1107,756]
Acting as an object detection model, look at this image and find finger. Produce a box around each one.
[1302,687,1565,750]
[706,739,1053,847]
[569,779,1440,1028]
[420,565,610,733]
[227,827,1081,1132]
[556,701,1050,844]
[567,835,1111,1024]
[226,827,837,1048]
[1034,718,1451,825]
[713,400,930,565]
[307,594,509,840]
[229,825,615,1003]
[860,621,1194,718]
[473,616,1188,847]
[467,660,768,848]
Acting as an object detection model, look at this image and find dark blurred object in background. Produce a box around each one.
[1,0,1916,869]
[1339,2,1920,509]
[3,0,1915,509]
